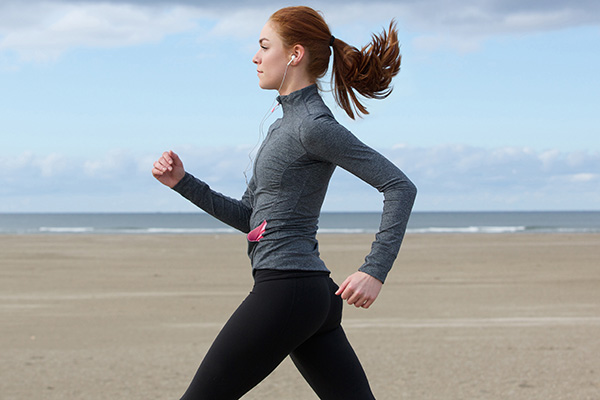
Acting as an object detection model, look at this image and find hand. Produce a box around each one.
[335,271,383,309]
[152,150,185,188]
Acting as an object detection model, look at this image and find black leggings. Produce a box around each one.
[180,269,375,399]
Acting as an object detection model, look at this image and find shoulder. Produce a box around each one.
[295,88,356,150]
[300,112,347,150]
[300,94,346,142]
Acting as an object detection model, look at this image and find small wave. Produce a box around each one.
[36,227,239,234]
[143,228,237,234]
[39,227,95,233]
[317,228,377,234]
[552,227,600,234]
[408,226,527,234]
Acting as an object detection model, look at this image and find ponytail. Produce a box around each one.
[270,7,401,119]
[331,22,401,119]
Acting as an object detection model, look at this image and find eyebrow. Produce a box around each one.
[259,38,269,45]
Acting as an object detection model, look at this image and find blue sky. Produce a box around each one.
[1,0,599,212]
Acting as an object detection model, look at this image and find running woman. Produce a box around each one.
[152,6,417,399]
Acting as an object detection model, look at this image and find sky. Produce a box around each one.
[1,0,599,212]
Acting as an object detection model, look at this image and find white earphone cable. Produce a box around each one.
[244,59,293,186]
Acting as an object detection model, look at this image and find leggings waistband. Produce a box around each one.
[252,268,330,284]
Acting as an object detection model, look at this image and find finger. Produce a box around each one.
[169,150,181,165]
[339,289,351,301]
[155,154,172,171]
[157,158,172,172]
[361,298,375,309]
[346,290,364,307]
[153,162,165,174]
[335,278,350,296]
[356,296,373,308]
[162,151,173,164]
[152,166,164,177]
[154,159,170,171]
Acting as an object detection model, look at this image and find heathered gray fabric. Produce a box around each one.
[172,84,416,283]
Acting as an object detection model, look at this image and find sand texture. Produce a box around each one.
[1,233,600,399]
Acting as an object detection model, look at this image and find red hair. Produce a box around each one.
[269,6,401,119]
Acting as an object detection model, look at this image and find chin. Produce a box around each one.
[259,82,277,91]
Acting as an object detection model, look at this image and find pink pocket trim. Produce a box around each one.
[247,220,267,242]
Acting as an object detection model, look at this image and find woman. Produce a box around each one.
[152,6,416,399]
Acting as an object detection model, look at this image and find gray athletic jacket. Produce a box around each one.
[172,84,416,283]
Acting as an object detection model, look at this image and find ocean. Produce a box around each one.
[1,211,600,235]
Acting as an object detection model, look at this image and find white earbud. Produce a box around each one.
[287,55,296,66]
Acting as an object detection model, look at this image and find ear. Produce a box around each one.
[290,44,306,65]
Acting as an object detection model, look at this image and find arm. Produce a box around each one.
[172,173,252,233]
[152,150,252,233]
[301,116,417,305]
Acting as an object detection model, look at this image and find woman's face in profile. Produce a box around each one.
[252,21,289,91]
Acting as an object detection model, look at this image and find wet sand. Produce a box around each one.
[1,233,599,399]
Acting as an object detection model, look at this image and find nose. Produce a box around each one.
[252,50,260,65]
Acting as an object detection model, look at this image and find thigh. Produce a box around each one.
[180,275,330,400]
[290,281,376,400]
[291,326,376,400]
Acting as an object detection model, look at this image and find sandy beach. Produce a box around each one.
[1,233,599,399]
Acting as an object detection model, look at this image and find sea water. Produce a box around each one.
[1,211,599,235]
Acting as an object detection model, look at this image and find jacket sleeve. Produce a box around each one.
[171,172,252,233]
[300,115,417,283]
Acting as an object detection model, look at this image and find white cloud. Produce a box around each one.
[2,0,600,63]
[3,144,599,212]
[398,0,600,52]
[208,8,270,40]
[380,144,600,210]
[566,173,598,183]
[7,151,68,178]
[83,148,139,178]
[0,2,208,61]
[35,153,69,177]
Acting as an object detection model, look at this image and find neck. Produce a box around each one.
[277,71,315,96]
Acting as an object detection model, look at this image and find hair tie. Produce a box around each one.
[329,35,335,47]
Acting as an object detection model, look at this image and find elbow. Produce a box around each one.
[382,174,417,198]
[380,175,417,211]
[399,178,417,211]
[406,178,417,202]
